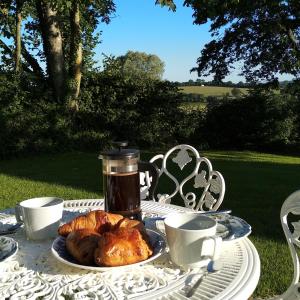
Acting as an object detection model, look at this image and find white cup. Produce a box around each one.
[164,213,222,270]
[15,197,64,240]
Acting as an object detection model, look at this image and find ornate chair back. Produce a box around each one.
[140,144,225,211]
[275,190,300,300]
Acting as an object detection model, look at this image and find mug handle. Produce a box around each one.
[15,204,23,223]
[202,236,222,261]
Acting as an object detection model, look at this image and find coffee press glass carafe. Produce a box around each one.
[99,142,158,220]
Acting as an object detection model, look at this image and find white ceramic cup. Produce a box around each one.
[15,197,64,240]
[164,213,222,269]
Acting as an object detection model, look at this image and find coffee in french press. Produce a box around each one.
[99,142,158,221]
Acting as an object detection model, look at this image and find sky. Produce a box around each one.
[95,1,295,83]
[95,0,215,83]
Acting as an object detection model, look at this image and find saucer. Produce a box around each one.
[0,236,18,262]
[214,214,252,242]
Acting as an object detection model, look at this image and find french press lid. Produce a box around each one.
[99,141,140,174]
[99,141,139,160]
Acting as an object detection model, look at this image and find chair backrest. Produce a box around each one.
[140,144,225,211]
[277,190,300,300]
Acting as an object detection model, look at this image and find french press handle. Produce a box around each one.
[138,161,159,201]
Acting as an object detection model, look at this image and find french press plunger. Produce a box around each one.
[99,142,158,220]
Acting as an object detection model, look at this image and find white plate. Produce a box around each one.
[51,229,166,271]
[0,236,18,262]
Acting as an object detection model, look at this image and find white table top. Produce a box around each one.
[0,199,260,299]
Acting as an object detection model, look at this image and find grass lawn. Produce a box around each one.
[1,150,300,298]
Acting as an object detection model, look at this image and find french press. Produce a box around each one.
[99,142,158,220]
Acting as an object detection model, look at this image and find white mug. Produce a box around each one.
[164,213,222,270]
[15,197,64,240]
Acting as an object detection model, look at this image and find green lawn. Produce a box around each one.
[1,150,300,298]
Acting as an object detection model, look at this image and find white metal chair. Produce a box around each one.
[140,144,225,211]
[267,190,300,300]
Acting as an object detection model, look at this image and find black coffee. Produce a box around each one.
[104,172,141,220]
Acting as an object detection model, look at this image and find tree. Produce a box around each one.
[36,1,65,101]
[0,0,178,103]
[69,1,82,101]
[0,0,116,102]
[181,0,300,84]
[104,51,165,81]
[0,0,175,103]
[196,78,205,85]
[14,0,23,72]
[0,0,32,73]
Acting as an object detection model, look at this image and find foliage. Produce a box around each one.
[103,51,165,81]
[183,0,300,84]
[203,91,298,150]
[78,67,183,148]
[0,72,71,158]
[155,0,176,11]
[282,80,300,141]
[178,79,252,88]
[231,87,242,97]
[0,69,193,158]
[1,69,300,158]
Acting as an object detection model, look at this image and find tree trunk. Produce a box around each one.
[15,0,22,73]
[70,0,82,101]
[36,0,65,102]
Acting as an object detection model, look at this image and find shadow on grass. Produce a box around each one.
[0,152,103,194]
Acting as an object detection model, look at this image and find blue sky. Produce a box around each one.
[95,0,215,82]
[95,1,294,83]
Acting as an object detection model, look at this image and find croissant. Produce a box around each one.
[66,229,101,265]
[115,218,150,244]
[94,228,153,267]
[116,218,145,232]
[58,210,123,237]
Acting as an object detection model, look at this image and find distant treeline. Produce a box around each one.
[175,79,292,88]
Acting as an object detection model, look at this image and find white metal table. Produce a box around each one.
[0,199,260,300]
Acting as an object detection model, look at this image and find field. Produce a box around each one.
[180,85,248,97]
[179,101,206,111]
[178,85,249,111]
